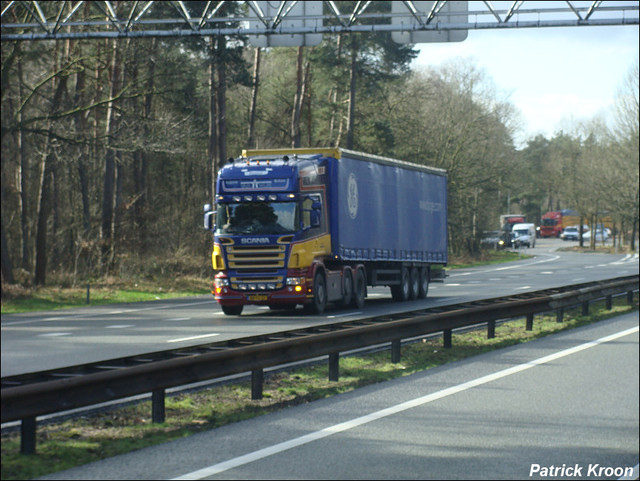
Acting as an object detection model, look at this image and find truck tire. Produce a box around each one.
[221,305,243,316]
[409,267,420,300]
[339,270,353,307]
[391,266,410,302]
[418,267,429,299]
[305,271,327,315]
[353,268,366,309]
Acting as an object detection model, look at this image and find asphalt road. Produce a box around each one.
[37,311,639,480]
[2,237,638,377]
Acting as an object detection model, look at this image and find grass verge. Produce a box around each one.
[0,277,211,314]
[1,295,636,480]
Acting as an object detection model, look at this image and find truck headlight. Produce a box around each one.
[286,277,304,286]
[214,277,230,288]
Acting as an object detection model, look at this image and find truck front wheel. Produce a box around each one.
[305,271,327,315]
[221,304,243,316]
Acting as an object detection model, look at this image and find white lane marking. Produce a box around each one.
[515,286,532,290]
[165,318,191,322]
[328,312,363,319]
[106,325,134,329]
[611,253,639,265]
[38,332,71,337]
[493,255,560,271]
[167,333,220,343]
[541,271,553,275]
[172,326,639,480]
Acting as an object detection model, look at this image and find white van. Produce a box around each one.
[511,223,536,248]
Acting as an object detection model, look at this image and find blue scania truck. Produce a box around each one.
[203,148,447,315]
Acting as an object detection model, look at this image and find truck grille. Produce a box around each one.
[226,245,286,271]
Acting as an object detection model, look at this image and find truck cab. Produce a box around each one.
[204,152,336,315]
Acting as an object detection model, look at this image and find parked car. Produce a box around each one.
[583,229,609,242]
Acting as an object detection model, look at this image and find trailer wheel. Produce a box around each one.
[353,268,366,309]
[305,271,327,315]
[391,267,410,302]
[339,270,353,307]
[409,267,420,300]
[221,305,243,316]
[418,267,429,299]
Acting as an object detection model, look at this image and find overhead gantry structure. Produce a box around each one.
[1,1,638,43]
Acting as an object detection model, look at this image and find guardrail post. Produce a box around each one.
[251,369,263,400]
[606,295,612,310]
[582,301,589,316]
[21,417,36,455]
[328,353,339,381]
[627,290,634,305]
[443,329,452,349]
[556,308,564,323]
[391,340,401,363]
[152,389,165,423]
[526,313,534,331]
[487,321,495,339]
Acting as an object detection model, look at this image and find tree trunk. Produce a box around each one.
[216,36,228,169]
[14,59,31,269]
[247,47,261,148]
[346,36,358,150]
[101,38,121,266]
[34,150,53,285]
[208,37,218,202]
[1,215,15,286]
[34,41,68,285]
[292,47,304,148]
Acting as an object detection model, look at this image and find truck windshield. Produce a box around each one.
[216,201,298,235]
[542,219,557,226]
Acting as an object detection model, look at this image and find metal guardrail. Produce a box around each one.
[2,275,638,454]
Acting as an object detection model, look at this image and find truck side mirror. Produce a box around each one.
[203,204,215,230]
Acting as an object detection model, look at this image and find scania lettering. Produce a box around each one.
[204,148,448,316]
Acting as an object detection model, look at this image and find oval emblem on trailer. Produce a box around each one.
[347,173,358,219]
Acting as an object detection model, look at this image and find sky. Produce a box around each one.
[412,22,639,147]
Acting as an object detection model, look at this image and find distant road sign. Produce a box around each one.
[392,1,468,44]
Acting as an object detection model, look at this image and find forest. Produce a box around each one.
[1,2,638,291]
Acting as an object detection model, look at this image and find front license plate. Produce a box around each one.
[248,294,268,301]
